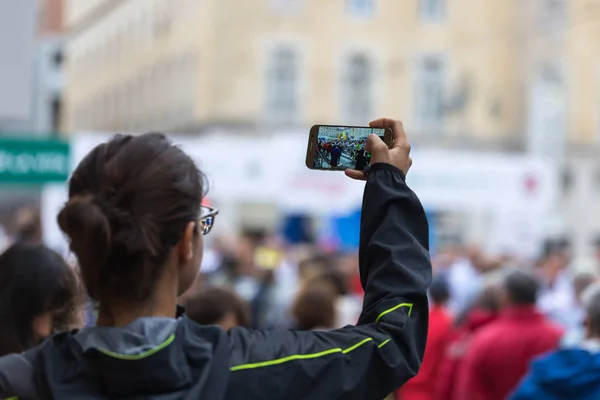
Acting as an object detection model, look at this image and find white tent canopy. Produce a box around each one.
[65,132,557,214]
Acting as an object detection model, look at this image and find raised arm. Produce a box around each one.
[225,119,432,400]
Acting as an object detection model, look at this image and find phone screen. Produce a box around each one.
[312,126,385,171]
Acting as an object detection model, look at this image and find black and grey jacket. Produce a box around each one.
[0,163,432,400]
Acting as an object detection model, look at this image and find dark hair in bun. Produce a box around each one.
[57,133,205,304]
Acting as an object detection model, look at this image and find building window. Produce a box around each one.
[347,0,374,16]
[50,96,62,134]
[526,63,567,159]
[420,0,445,21]
[414,56,445,129]
[152,0,172,38]
[542,0,566,31]
[53,51,63,67]
[341,54,372,124]
[266,46,299,122]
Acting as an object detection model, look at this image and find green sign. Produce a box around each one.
[0,137,70,184]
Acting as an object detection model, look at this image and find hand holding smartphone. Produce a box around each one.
[305,125,393,171]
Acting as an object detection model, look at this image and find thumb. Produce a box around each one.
[365,134,386,153]
[365,133,383,153]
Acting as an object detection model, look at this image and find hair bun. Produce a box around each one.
[57,195,111,300]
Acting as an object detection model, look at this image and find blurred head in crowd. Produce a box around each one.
[477,285,502,312]
[292,282,336,330]
[501,271,540,308]
[429,277,450,307]
[232,230,266,277]
[186,287,250,330]
[538,238,572,282]
[0,243,82,356]
[303,267,348,299]
[454,284,502,328]
[581,283,600,339]
[14,207,42,244]
[298,254,334,283]
[57,133,207,326]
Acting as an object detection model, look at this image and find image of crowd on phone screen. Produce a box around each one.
[313,127,375,170]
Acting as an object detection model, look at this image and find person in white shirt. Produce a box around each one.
[536,239,578,330]
[447,246,485,316]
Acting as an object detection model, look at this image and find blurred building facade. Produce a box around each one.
[63,0,526,149]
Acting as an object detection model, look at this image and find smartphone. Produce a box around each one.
[305,125,393,171]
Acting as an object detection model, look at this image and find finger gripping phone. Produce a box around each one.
[305,125,393,171]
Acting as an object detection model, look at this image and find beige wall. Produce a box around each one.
[191,0,525,139]
[63,0,599,148]
[64,0,205,132]
[65,0,111,29]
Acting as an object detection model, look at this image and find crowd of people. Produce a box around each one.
[3,229,600,398]
[315,137,371,170]
[396,240,600,400]
[1,119,600,399]
[191,236,600,400]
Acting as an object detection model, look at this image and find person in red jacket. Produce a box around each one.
[435,286,501,400]
[396,277,453,400]
[456,271,563,400]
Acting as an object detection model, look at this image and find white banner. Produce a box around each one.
[69,131,558,221]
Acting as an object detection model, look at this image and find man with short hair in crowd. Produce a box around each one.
[511,282,600,399]
[291,282,337,331]
[456,271,563,400]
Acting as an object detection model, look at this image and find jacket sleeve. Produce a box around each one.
[0,350,39,400]
[224,163,432,400]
